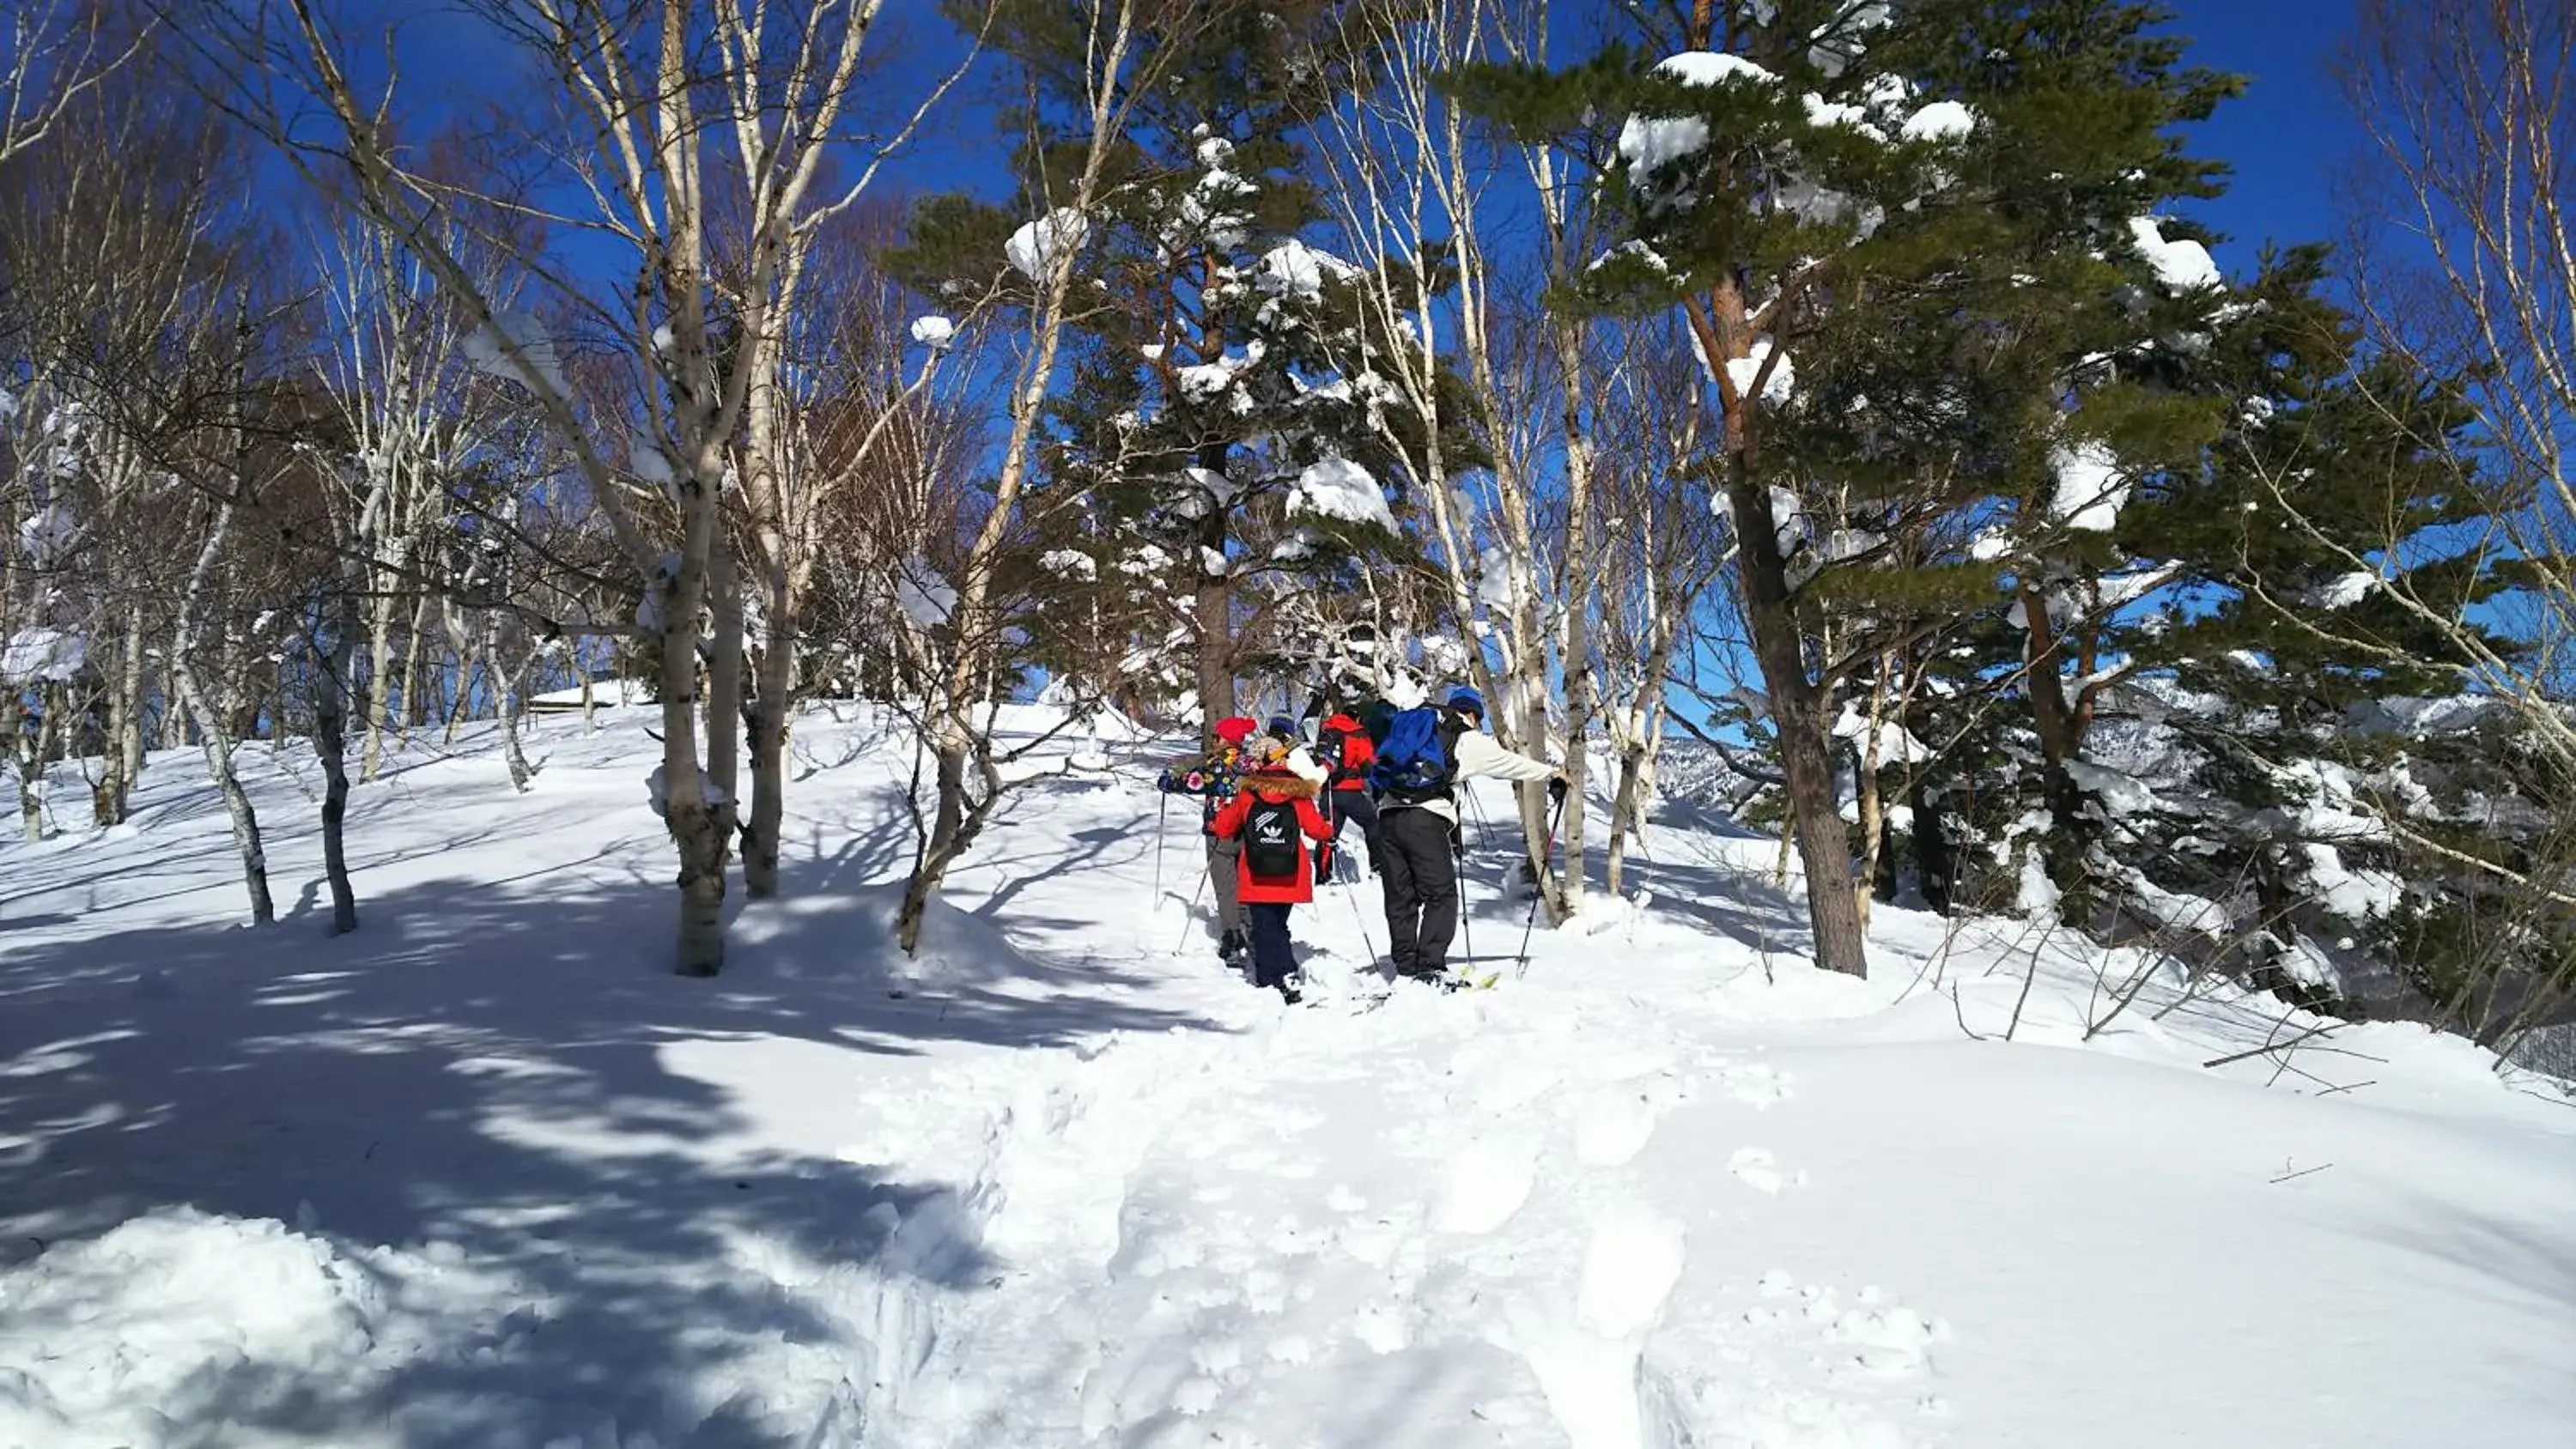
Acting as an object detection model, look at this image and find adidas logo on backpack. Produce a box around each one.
[1244,798,1303,880]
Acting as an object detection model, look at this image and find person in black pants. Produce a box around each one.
[1375,688,1560,982]
[1312,709,1382,882]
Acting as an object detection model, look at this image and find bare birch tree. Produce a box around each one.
[1315,0,1605,912]
[307,218,529,783]
[736,204,969,898]
[889,0,1187,955]
[2341,0,2576,767]
[1592,321,1732,897]
[3,0,153,168]
[199,0,974,973]
[0,72,243,828]
[2333,0,2575,1038]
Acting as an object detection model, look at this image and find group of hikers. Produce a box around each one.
[1157,687,1566,1003]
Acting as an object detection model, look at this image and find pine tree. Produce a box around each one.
[1449,0,2240,976]
[902,2,1411,727]
[2102,251,2533,1012]
[1884,234,2540,1024]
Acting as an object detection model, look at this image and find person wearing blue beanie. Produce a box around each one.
[1368,682,1561,984]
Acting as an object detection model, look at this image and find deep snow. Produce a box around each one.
[1,706,2570,1448]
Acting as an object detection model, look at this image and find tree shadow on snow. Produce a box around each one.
[0,852,1220,1446]
[1438,823,1819,964]
[2330,1193,2576,1401]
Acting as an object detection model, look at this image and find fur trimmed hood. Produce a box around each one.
[1236,769,1321,801]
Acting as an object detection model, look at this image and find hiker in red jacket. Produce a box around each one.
[1206,740,1334,1003]
[1312,710,1384,883]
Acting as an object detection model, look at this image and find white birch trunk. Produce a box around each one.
[897,0,1145,956]
[705,534,744,849]
[7,691,38,844]
[314,582,361,935]
[172,504,273,925]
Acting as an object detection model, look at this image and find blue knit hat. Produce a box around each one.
[1447,687,1485,717]
[1266,714,1297,737]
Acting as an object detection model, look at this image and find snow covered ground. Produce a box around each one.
[2,706,2570,1449]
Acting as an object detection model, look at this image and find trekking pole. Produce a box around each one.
[1342,878,1377,968]
[1461,784,1492,851]
[1514,791,1572,979]
[1153,791,1169,905]
[1170,864,1210,955]
[1455,822,1474,972]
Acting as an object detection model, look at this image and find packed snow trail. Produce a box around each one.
[2,706,2572,1447]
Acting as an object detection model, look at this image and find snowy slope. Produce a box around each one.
[1,708,2570,1449]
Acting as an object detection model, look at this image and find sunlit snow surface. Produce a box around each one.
[1,706,2567,1447]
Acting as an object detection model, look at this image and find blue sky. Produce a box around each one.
[2155,0,2366,271]
[370,0,2370,280]
[888,0,2377,274]
[346,0,2378,724]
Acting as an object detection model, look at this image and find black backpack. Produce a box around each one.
[1356,698,1395,745]
[1242,797,1303,881]
[1315,724,1358,780]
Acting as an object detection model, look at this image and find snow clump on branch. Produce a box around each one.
[1005,209,1090,281]
[1288,457,1397,532]
[3,627,86,683]
[2127,217,2222,292]
[462,309,570,397]
[1899,100,1978,142]
[16,503,78,564]
[2050,442,2128,532]
[894,561,957,629]
[1619,51,1782,180]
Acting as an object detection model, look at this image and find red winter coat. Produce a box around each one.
[1316,713,1375,793]
[1208,771,1334,905]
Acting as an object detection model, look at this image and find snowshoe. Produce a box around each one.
[1425,967,1498,993]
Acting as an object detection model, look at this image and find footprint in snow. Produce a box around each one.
[1728,1146,1806,1195]
[1576,1201,1688,1339]
[1572,1086,1662,1167]
[1352,1300,1410,1354]
[1830,1297,1952,1378]
[1266,1334,1315,1366]
[1506,1206,1686,1449]
[1721,1062,1795,1109]
[1432,1131,1541,1234]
